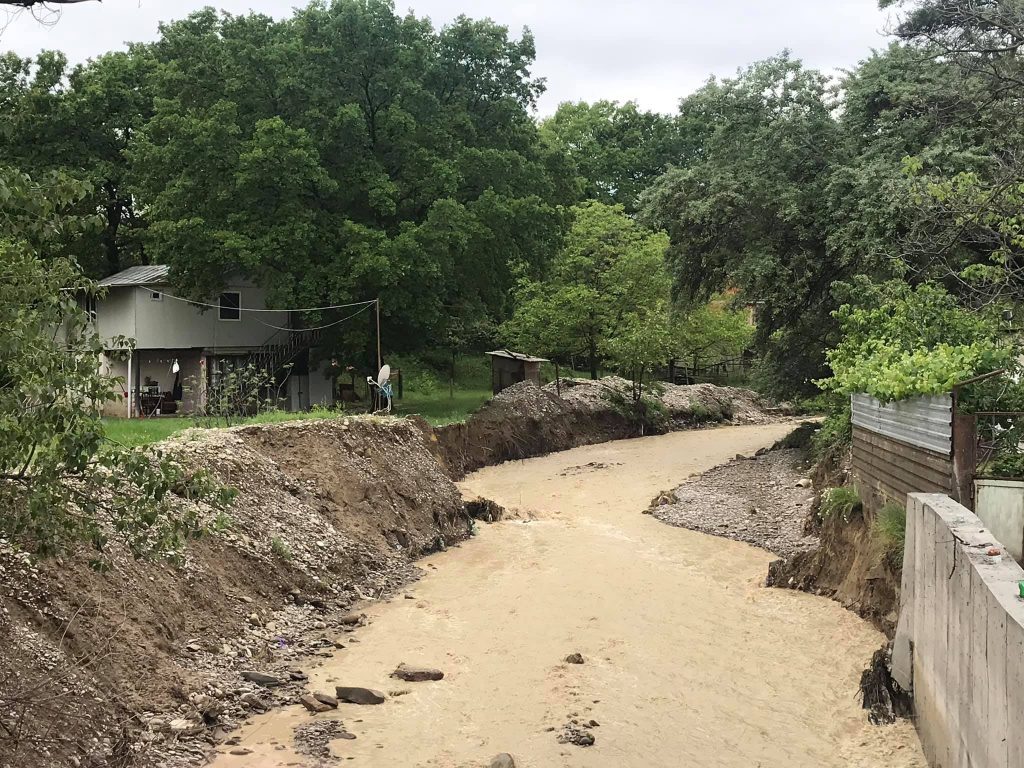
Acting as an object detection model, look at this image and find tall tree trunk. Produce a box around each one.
[588,336,598,380]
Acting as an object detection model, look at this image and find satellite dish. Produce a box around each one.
[377,364,391,388]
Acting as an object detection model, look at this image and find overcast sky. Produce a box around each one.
[3,0,894,115]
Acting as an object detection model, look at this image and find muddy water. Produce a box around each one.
[208,424,925,768]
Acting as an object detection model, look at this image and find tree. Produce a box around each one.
[501,200,671,378]
[639,54,842,396]
[602,301,675,400]
[540,100,684,212]
[0,167,231,559]
[0,47,155,277]
[673,299,754,374]
[129,2,572,363]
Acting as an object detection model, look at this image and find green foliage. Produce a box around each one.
[0,168,232,559]
[539,100,685,212]
[125,1,571,357]
[603,387,669,435]
[819,486,862,522]
[639,54,842,397]
[501,200,671,378]
[191,362,276,427]
[810,408,853,462]
[673,299,754,372]
[270,536,292,561]
[873,502,907,569]
[820,280,1012,401]
[601,301,675,401]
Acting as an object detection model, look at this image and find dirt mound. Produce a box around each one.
[431,377,778,477]
[430,381,635,477]
[0,417,470,768]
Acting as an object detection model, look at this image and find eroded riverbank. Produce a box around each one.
[208,423,924,767]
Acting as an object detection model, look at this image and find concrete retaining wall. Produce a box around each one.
[892,494,1024,768]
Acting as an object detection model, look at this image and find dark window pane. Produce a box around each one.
[219,292,241,320]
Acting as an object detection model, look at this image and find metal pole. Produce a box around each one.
[376,298,382,372]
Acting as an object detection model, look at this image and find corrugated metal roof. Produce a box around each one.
[851,393,953,456]
[486,349,549,363]
[97,265,170,287]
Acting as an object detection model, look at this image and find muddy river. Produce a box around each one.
[209,423,925,767]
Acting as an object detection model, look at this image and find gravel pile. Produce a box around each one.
[647,448,819,559]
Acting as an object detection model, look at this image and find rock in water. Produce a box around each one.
[490,754,516,768]
[391,663,444,682]
[335,686,386,705]
[300,694,334,714]
[564,653,585,665]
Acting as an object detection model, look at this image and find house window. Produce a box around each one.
[219,291,241,321]
[81,294,97,322]
[150,291,163,301]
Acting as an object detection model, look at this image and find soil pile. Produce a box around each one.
[0,417,470,768]
[646,447,820,559]
[432,377,778,477]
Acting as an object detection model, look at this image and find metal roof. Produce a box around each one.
[97,265,170,287]
[486,349,549,363]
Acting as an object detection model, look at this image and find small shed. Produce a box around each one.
[486,349,549,395]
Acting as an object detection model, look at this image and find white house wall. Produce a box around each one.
[97,282,289,350]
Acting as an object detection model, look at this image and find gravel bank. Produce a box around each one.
[647,447,819,559]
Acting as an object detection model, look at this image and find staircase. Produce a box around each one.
[248,327,324,378]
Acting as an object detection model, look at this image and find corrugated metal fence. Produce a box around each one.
[851,393,955,512]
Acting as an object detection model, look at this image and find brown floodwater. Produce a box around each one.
[207,423,925,768]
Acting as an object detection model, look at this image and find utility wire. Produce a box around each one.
[138,286,378,314]
[253,302,375,332]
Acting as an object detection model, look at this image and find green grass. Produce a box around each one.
[819,486,862,522]
[393,388,492,426]
[103,387,494,446]
[873,502,907,568]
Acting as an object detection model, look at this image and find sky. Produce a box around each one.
[2,0,895,115]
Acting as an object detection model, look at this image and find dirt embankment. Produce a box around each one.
[430,377,780,478]
[765,445,902,636]
[0,418,470,768]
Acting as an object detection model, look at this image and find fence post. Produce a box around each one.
[952,411,978,510]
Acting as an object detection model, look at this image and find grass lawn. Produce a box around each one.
[103,387,494,447]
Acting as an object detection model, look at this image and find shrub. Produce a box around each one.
[819,486,861,522]
[811,407,852,462]
[270,536,292,561]
[873,502,907,569]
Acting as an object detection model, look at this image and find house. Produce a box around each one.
[486,349,548,395]
[94,265,335,417]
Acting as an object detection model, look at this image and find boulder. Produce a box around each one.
[338,613,363,626]
[391,663,444,682]
[241,670,283,687]
[490,754,516,768]
[299,694,334,714]
[564,653,585,665]
[335,686,386,705]
[313,693,338,708]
